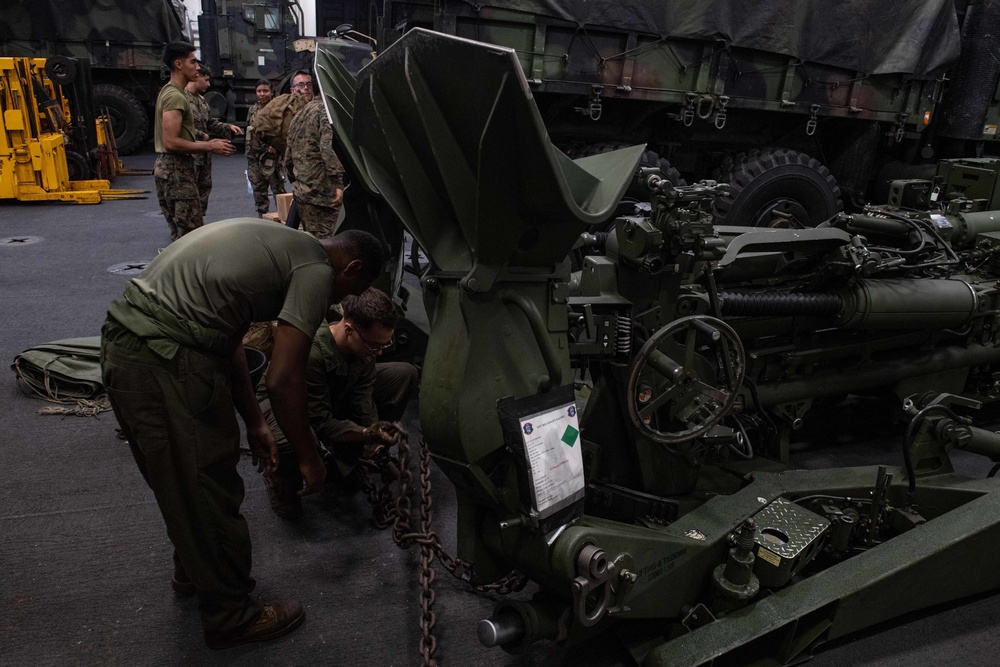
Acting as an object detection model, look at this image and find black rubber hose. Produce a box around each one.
[720,291,843,317]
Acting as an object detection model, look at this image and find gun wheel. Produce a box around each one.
[626,315,745,445]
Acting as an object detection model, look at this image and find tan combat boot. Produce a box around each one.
[205,599,305,649]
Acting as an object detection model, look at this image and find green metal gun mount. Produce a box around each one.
[316,29,1000,665]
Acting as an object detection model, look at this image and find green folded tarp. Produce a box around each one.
[11,337,110,416]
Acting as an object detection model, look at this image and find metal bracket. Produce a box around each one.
[696,94,714,120]
[570,544,611,627]
[681,603,717,631]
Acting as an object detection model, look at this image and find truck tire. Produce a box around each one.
[713,149,842,228]
[575,141,686,199]
[92,84,148,155]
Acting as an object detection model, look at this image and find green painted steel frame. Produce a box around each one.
[315,30,1000,664]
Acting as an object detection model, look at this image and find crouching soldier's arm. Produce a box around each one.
[307,366,397,467]
[266,321,328,495]
[305,366,370,464]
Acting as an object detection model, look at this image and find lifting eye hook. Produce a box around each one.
[696,94,714,120]
[571,544,612,627]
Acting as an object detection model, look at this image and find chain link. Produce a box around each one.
[358,423,528,665]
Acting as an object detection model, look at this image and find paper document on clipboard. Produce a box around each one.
[518,401,584,517]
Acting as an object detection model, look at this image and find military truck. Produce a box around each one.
[0,0,313,154]
[377,0,1000,225]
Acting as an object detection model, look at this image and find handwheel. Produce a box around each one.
[626,315,745,445]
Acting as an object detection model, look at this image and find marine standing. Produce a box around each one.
[153,41,235,241]
[284,70,345,239]
[100,219,385,648]
[185,64,243,216]
[246,79,286,217]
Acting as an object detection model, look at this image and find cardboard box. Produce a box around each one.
[262,211,281,223]
[276,193,293,223]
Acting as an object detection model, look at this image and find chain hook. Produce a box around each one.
[806,104,819,136]
[714,95,729,130]
[681,92,696,127]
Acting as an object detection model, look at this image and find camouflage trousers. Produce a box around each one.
[247,150,286,216]
[296,199,341,239]
[100,319,263,637]
[194,154,212,216]
[154,152,202,241]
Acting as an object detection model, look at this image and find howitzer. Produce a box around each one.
[316,30,1000,665]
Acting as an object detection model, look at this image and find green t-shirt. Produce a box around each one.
[304,324,377,443]
[153,81,197,153]
[129,218,334,340]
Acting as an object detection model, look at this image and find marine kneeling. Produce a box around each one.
[257,287,418,519]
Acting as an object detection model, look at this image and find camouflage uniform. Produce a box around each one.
[153,82,201,240]
[257,323,418,501]
[246,101,286,217]
[283,98,344,239]
[186,90,234,216]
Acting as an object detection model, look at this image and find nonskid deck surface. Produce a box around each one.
[2,148,998,666]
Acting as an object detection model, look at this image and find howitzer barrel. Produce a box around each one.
[839,279,977,330]
[950,210,1000,248]
[959,426,1000,460]
[754,341,1000,407]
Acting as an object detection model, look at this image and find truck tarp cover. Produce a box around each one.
[494,0,960,77]
[0,1,185,44]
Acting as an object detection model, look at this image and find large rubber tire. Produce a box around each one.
[92,84,148,155]
[45,56,76,85]
[64,150,92,181]
[575,141,686,199]
[713,148,842,228]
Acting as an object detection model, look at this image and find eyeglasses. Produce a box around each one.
[348,324,393,352]
[290,82,311,90]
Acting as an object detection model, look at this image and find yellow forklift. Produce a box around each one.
[0,56,144,204]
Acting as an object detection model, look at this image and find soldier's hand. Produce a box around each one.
[298,450,327,496]
[208,138,236,156]
[247,423,278,475]
[332,187,344,206]
[229,124,244,136]
[368,421,402,446]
